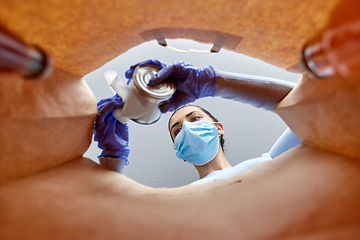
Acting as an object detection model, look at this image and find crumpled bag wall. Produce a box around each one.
[3,0,360,239]
[0,68,96,184]
[0,0,338,75]
[0,0,338,183]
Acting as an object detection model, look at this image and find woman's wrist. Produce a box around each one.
[99,157,126,174]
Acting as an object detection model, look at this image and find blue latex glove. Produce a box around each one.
[94,94,130,165]
[125,59,216,113]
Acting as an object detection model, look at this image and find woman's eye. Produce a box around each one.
[174,128,181,137]
[191,116,201,122]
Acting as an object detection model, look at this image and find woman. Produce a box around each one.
[94,59,300,184]
[169,104,229,182]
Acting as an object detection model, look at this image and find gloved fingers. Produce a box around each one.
[93,99,130,162]
[125,68,135,81]
[94,115,112,141]
[98,121,130,161]
[97,116,128,146]
[110,94,125,109]
[96,118,125,148]
[97,100,114,117]
[149,63,177,85]
[115,122,129,141]
[96,101,116,126]
[159,93,190,113]
[125,59,166,80]
[96,97,111,109]
[159,101,173,113]
[130,59,163,70]
[94,113,116,145]
[148,61,191,85]
[95,94,125,135]
[159,100,180,113]
[114,131,129,148]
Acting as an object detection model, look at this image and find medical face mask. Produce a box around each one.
[174,120,220,166]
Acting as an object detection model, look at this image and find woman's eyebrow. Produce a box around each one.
[185,111,200,119]
[170,122,180,133]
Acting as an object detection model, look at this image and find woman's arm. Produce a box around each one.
[215,70,296,111]
[268,128,301,158]
[126,60,297,113]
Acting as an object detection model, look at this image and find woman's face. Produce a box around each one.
[168,105,215,141]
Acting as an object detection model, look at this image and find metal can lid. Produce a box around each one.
[132,65,176,102]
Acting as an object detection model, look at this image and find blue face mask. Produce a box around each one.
[174,120,219,166]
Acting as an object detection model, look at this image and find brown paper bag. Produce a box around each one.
[0,68,97,184]
[2,0,360,239]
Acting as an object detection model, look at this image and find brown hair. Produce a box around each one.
[168,104,225,152]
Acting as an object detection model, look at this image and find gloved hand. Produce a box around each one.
[125,59,216,113]
[94,94,130,165]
